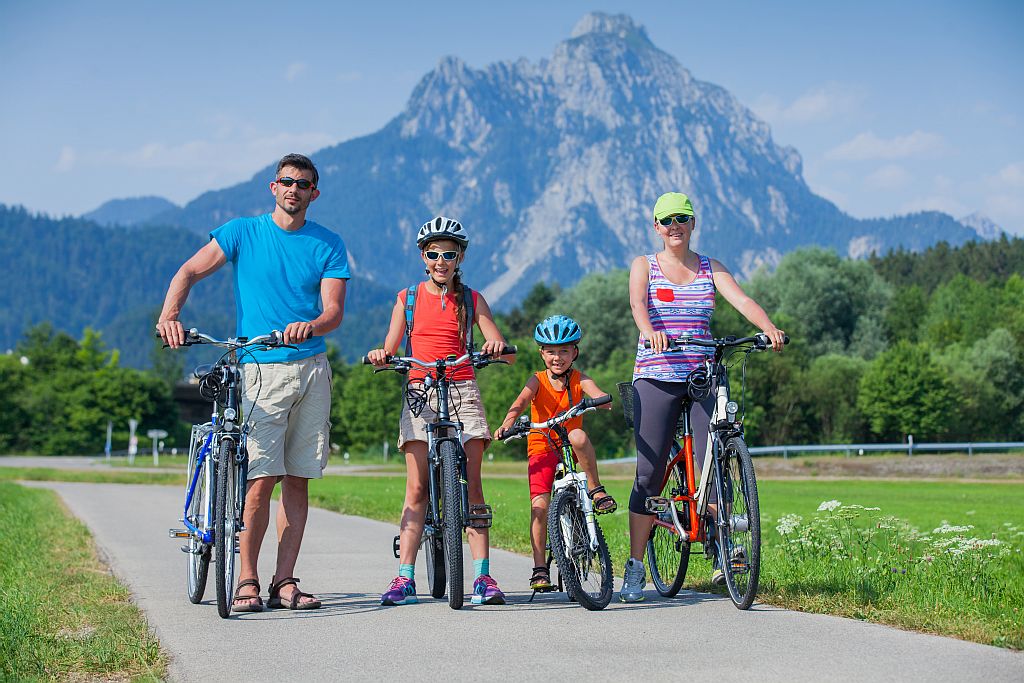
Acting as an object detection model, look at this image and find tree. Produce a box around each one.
[857,341,958,441]
[501,282,561,339]
[548,270,632,367]
[803,354,869,443]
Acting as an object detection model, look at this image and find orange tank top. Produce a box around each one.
[404,281,479,382]
[527,369,583,457]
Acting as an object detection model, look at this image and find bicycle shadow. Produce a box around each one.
[225,592,390,619]
[495,588,777,613]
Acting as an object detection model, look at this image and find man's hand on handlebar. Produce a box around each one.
[283,321,315,345]
[156,320,187,349]
[761,327,787,352]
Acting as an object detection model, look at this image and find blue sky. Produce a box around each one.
[2,0,1022,233]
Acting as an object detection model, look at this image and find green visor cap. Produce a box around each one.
[653,192,695,221]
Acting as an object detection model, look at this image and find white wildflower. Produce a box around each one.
[933,523,974,534]
[817,500,842,512]
[776,514,802,535]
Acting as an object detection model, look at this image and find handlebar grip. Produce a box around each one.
[270,330,284,345]
[503,344,517,355]
[583,394,613,409]
[361,356,371,365]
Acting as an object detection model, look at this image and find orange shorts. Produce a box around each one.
[527,449,577,499]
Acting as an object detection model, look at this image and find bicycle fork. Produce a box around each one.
[553,472,600,552]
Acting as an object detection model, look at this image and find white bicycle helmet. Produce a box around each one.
[417,216,469,250]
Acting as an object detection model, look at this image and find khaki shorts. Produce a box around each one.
[242,353,332,480]
[398,379,491,450]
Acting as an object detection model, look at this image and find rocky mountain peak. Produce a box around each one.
[570,12,652,44]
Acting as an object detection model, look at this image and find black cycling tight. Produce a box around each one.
[629,378,715,515]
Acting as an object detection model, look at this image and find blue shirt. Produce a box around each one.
[212,214,350,363]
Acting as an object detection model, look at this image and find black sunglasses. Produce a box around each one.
[277,177,315,190]
[424,250,460,261]
[659,214,693,227]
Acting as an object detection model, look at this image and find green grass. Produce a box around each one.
[0,467,185,486]
[309,475,1024,649]
[0,482,167,681]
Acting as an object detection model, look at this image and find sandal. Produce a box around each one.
[530,566,553,591]
[231,578,264,613]
[588,486,618,515]
[267,576,321,610]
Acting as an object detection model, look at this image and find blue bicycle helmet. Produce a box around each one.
[534,315,582,345]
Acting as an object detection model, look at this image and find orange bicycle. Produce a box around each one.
[618,332,786,609]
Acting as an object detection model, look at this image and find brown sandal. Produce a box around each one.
[267,576,321,610]
[232,578,264,612]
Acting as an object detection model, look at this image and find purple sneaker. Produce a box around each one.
[471,574,506,605]
[380,576,418,606]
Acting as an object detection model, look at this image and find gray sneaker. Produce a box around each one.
[619,558,646,602]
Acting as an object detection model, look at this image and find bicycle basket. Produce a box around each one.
[616,382,635,429]
[616,381,687,433]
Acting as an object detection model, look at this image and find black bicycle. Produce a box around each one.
[166,328,289,618]
[365,347,514,609]
[499,394,615,611]
[619,332,786,609]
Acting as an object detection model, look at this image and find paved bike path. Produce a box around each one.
[27,481,1023,682]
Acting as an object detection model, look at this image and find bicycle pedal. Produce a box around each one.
[467,504,493,529]
[168,528,190,538]
[645,497,670,513]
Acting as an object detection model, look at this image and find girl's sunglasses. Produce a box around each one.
[424,250,460,261]
[277,177,315,190]
[659,214,693,227]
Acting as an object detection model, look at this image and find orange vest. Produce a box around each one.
[527,369,583,457]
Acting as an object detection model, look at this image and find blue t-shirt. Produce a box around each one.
[212,213,350,363]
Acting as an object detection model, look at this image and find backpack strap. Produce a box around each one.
[404,285,417,357]
[462,283,475,352]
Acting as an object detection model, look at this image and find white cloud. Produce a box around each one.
[826,130,946,161]
[864,164,911,190]
[55,146,76,173]
[995,161,1024,188]
[753,83,863,125]
[285,62,308,82]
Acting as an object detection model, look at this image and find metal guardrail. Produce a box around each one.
[601,441,1024,464]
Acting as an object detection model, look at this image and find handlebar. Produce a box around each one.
[499,394,612,442]
[157,327,290,349]
[642,333,789,351]
[361,345,517,369]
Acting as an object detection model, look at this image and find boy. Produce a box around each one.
[494,315,616,590]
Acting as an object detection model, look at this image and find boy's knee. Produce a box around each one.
[568,429,590,448]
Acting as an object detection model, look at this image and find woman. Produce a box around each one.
[620,192,785,602]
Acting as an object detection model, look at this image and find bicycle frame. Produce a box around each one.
[547,425,600,553]
[423,356,469,532]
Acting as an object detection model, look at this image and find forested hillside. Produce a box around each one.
[4,237,1021,456]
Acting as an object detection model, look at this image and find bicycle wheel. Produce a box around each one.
[717,436,761,609]
[424,464,447,599]
[548,487,613,611]
[185,429,212,604]
[647,459,690,597]
[439,440,464,610]
[214,438,239,618]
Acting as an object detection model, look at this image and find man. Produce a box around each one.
[156,153,349,611]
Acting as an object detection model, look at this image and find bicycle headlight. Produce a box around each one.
[726,401,739,421]
[224,408,237,421]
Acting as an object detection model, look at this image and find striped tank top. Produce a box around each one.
[633,253,715,382]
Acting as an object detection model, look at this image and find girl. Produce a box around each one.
[366,216,514,606]
[620,192,785,602]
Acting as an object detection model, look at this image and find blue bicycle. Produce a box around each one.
[166,328,288,618]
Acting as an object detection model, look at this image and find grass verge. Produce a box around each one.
[0,481,167,681]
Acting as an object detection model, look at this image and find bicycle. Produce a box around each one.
[618,332,787,610]
[166,328,289,618]
[364,347,515,609]
[498,394,615,611]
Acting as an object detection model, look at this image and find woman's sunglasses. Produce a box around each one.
[659,214,693,227]
[277,177,315,190]
[424,250,460,261]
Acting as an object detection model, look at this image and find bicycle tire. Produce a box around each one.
[214,438,238,618]
[548,487,613,611]
[440,440,464,610]
[185,433,212,604]
[647,460,691,597]
[718,436,761,610]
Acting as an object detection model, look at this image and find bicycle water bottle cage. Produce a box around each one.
[686,367,712,401]
[467,504,493,529]
[405,383,429,417]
